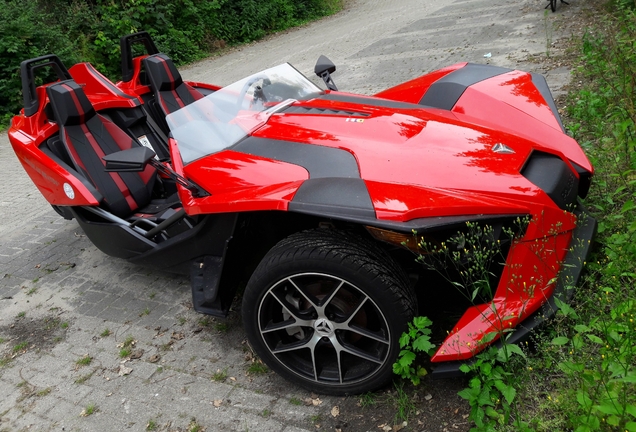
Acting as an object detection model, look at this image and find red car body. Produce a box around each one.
[8,32,595,394]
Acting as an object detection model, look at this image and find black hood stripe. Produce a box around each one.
[233,137,360,179]
[233,137,374,220]
[419,63,511,110]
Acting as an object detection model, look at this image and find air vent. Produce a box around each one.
[521,151,579,210]
[282,106,370,117]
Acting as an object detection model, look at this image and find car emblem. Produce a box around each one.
[492,143,515,154]
[314,318,334,336]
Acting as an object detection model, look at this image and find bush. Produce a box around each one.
[0,0,78,124]
[0,0,342,125]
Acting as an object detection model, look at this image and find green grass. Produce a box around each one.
[198,317,211,327]
[146,419,157,431]
[246,362,268,375]
[358,392,377,408]
[76,355,92,366]
[12,342,28,353]
[75,371,94,384]
[211,368,228,382]
[81,403,97,416]
[289,397,302,406]
[389,382,416,423]
[100,328,111,337]
[214,322,229,332]
[16,311,25,318]
[188,419,203,432]
[37,387,52,397]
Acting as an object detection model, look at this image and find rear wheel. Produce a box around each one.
[242,229,416,395]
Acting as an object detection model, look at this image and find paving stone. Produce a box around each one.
[43,398,81,423]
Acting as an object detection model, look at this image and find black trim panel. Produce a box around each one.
[289,178,375,220]
[282,105,370,117]
[317,93,426,110]
[521,151,578,210]
[233,137,360,178]
[419,63,511,110]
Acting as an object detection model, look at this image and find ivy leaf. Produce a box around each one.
[498,383,516,405]
[481,332,498,344]
[576,390,593,410]
[398,332,410,348]
[551,336,570,346]
[398,350,415,367]
[554,297,578,318]
[412,335,435,353]
[592,403,621,415]
[459,364,471,373]
[413,316,432,329]
[574,324,591,333]
[586,334,604,344]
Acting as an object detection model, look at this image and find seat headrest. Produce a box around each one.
[143,53,183,91]
[46,80,96,126]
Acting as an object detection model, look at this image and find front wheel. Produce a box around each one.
[242,229,416,395]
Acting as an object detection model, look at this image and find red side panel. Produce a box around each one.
[115,56,153,99]
[186,81,221,92]
[430,205,577,362]
[460,70,562,131]
[179,150,309,215]
[8,122,99,206]
[69,63,141,110]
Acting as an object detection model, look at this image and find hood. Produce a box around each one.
[181,93,589,222]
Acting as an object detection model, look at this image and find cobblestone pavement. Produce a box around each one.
[0,0,586,430]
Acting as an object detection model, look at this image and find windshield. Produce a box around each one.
[166,63,322,164]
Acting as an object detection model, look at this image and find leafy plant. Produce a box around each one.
[458,341,530,430]
[392,316,435,385]
[396,217,535,429]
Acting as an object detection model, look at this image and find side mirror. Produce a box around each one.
[103,147,156,172]
[314,55,338,91]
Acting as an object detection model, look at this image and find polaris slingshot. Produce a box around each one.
[8,32,595,395]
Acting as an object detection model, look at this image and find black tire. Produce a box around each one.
[241,229,416,395]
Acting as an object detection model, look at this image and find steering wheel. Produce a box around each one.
[236,74,271,112]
